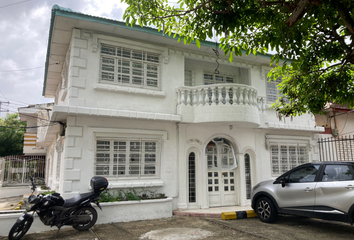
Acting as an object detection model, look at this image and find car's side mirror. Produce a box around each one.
[280,177,286,188]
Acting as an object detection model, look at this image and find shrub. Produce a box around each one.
[98,188,166,203]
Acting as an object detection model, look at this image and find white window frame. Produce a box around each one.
[266,135,310,176]
[91,128,167,185]
[184,69,195,86]
[206,138,237,170]
[270,142,309,176]
[95,138,160,178]
[204,72,236,85]
[266,76,283,103]
[99,43,161,90]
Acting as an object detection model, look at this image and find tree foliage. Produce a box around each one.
[0,113,26,156]
[122,0,354,117]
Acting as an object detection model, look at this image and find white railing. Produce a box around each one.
[177,84,266,112]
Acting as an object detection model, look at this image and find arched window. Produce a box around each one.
[206,138,237,170]
[244,154,251,199]
[188,152,196,203]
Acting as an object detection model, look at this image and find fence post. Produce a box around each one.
[0,158,4,187]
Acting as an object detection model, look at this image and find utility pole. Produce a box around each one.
[0,101,9,118]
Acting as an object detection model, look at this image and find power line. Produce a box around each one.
[0,66,44,73]
[4,109,57,124]
[0,0,31,9]
[0,96,33,106]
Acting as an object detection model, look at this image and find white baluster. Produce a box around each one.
[239,87,244,105]
[177,89,181,106]
[253,91,257,106]
[244,88,249,105]
[198,89,203,106]
[249,89,253,106]
[218,87,223,105]
[192,90,197,106]
[181,90,186,106]
[232,87,238,105]
[211,87,216,106]
[186,90,191,106]
[204,88,209,106]
[225,87,231,105]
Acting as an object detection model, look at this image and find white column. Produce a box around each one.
[237,153,247,206]
[177,123,188,210]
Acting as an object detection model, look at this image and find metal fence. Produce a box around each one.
[0,155,46,187]
[318,135,354,162]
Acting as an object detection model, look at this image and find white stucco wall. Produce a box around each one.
[41,27,324,211]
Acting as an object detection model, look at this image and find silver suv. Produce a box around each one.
[251,162,354,224]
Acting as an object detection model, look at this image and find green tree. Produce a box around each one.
[122,0,354,117]
[0,113,26,156]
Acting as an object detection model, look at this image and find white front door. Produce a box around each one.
[208,170,236,207]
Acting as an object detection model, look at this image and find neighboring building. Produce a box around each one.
[18,103,53,156]
[0,104,53,187]
[24,5,325,210]
[315,103,354,161]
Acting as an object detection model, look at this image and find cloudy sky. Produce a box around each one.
[0,0,128,117]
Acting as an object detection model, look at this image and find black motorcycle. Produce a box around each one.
[8,176,108,240]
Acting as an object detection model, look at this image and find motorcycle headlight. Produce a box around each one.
[28,195,38,204]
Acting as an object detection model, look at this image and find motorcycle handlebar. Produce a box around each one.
[29,176,36,191]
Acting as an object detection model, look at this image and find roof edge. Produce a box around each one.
[42,5,277,96]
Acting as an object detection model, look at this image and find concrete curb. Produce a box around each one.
[173,211,221,218]
[221,210,257,220]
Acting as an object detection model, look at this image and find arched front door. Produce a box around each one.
[206,138,237,207]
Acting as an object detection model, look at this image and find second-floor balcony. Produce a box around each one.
[177,84,265,126]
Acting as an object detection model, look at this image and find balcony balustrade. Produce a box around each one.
[176,84,265,125]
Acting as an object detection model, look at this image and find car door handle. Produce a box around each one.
[304,187,313,192]
[345,185,354,189]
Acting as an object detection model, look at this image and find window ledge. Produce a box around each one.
[94,84,166,98]
[106,179,164,189]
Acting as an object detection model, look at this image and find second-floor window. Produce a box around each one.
[267,76,285,103]
[204,72,235,85]
[100,44,160,89]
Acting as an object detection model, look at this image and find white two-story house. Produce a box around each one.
[36,5,324,211]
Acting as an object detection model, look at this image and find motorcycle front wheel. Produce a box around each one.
[8,217,33,240]
[72,206,98,231]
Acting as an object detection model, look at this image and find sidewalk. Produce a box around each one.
[0,195,23,211]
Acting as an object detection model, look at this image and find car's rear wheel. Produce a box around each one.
[256,197,278,223]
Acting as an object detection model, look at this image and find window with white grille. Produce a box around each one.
[204,72,235,85]
[100,44,160,89]
[266,76,288,103]
[185,70,194,86]
[270,143,309,176]
[266,76,282,103]
[95,138,160,178]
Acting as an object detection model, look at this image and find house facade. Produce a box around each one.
[34,5,325,210]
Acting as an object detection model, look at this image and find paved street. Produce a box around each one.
[2,215,354,240]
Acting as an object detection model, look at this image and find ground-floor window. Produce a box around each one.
[95,138,160,178]
[270,143,308,176]
[188,152,196,203]
[244,154,251,199]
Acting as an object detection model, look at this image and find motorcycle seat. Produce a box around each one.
[63,192,95,207]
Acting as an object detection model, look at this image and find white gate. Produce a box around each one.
[1,155,46,187]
